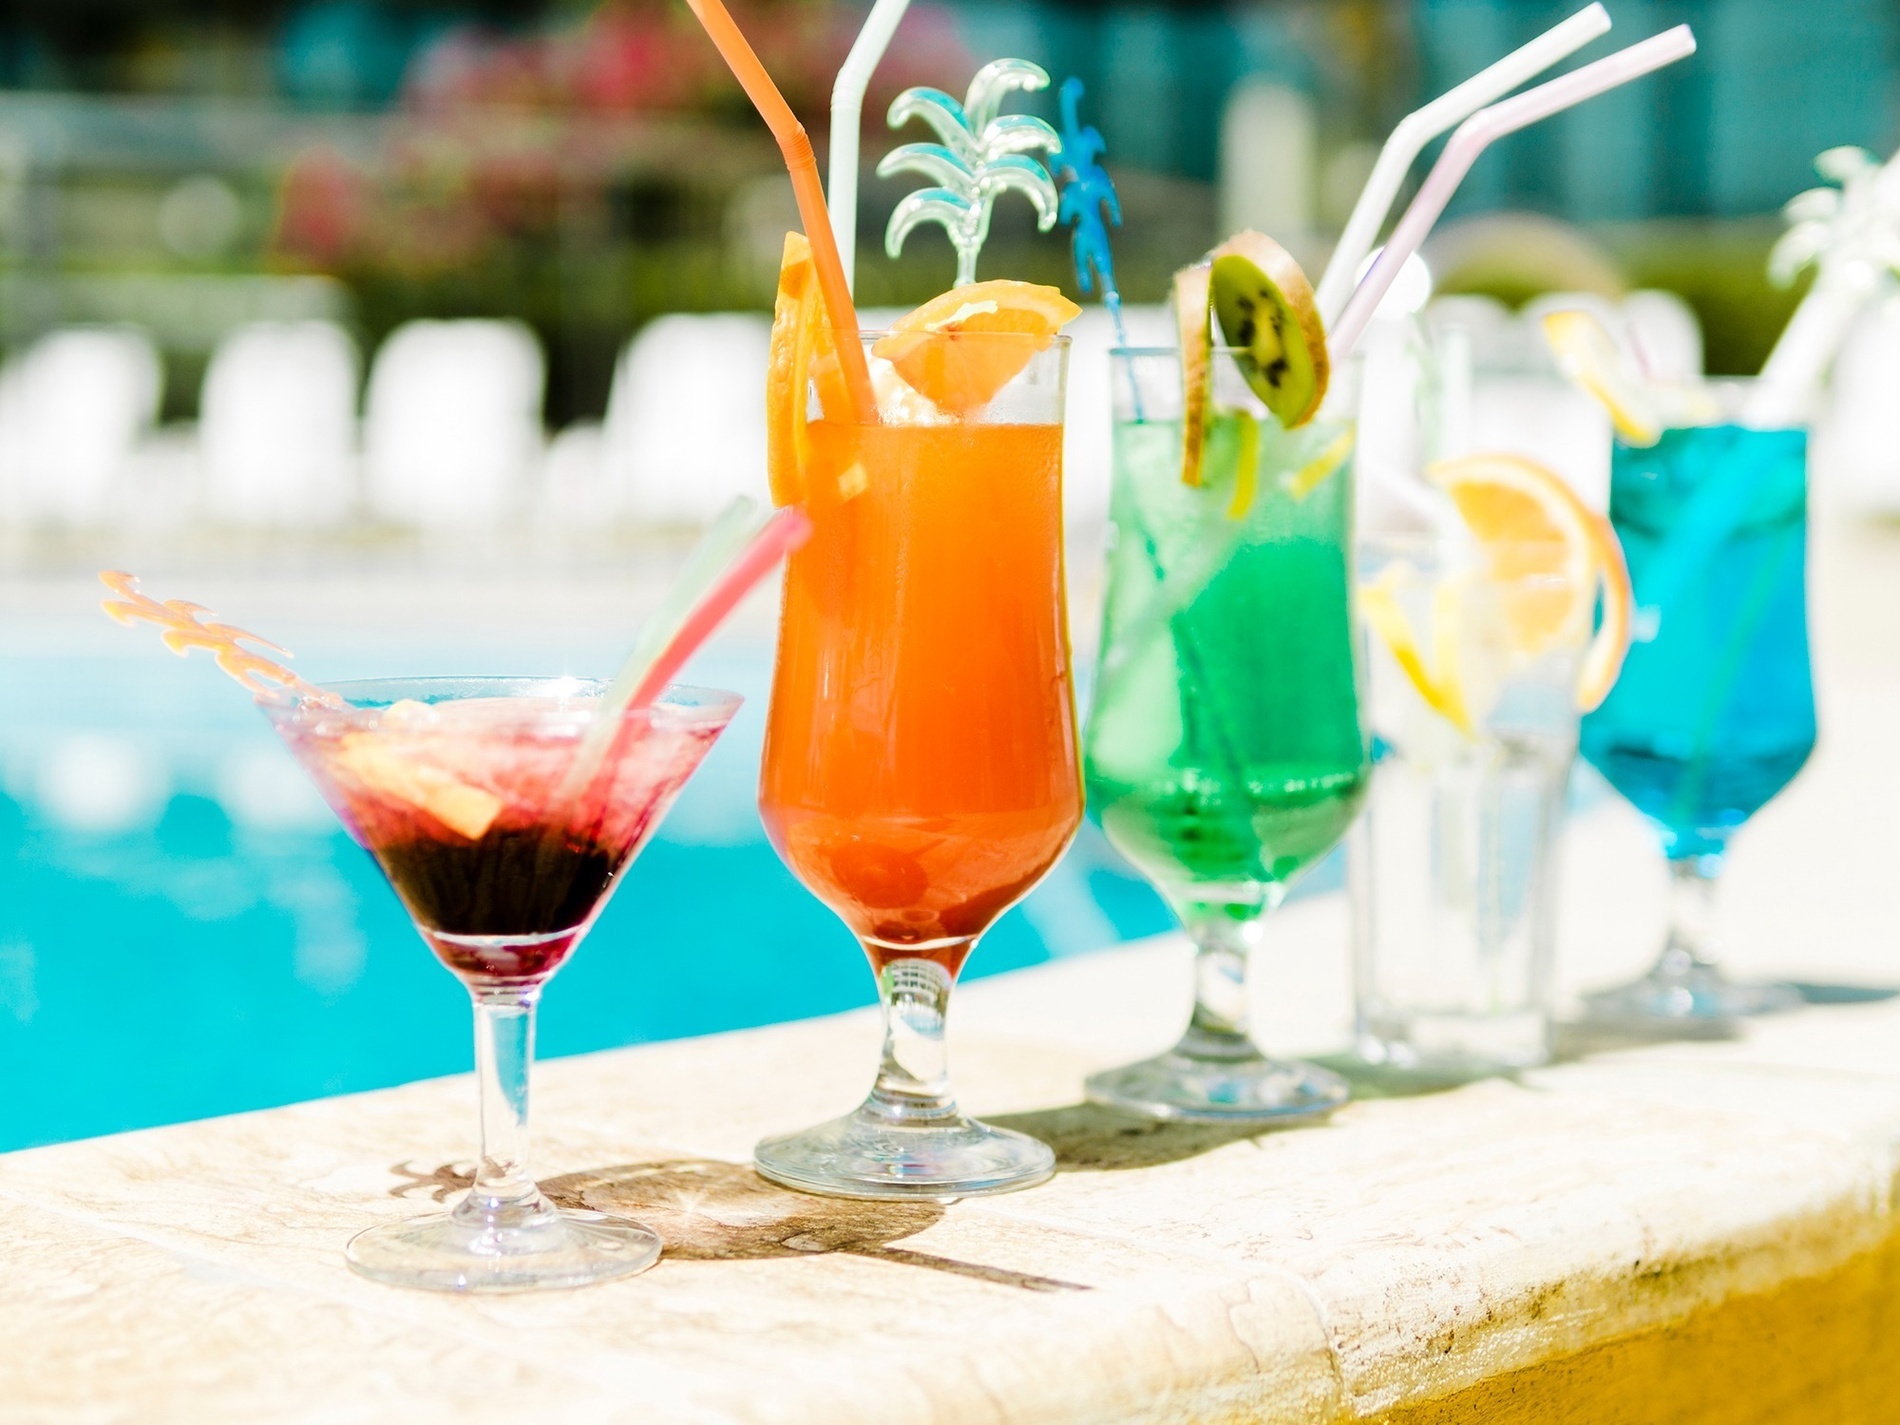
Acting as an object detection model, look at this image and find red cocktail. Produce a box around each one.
[265,676,739,1293]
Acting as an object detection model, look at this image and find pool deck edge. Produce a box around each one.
[3,933,1900,1423]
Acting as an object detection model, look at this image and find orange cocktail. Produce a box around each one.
[761,417,1079,969]
[752,274,1081,1199]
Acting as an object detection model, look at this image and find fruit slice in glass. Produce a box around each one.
[263,676,740,1292]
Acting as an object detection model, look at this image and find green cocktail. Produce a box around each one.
[1083,348,1367,1120]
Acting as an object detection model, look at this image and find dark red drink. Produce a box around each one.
[274,690,732,984]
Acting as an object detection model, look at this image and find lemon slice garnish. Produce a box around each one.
[1361,564,1475,735]
[1541,309,1664,447]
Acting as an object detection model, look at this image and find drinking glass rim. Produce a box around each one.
[1360,533,1586,593]
[1632,378,1811,436]
[822,328,1071,346]
[1111,345,1356,359]
[257,675,742,729]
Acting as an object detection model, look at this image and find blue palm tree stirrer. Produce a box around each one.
[1055,76,1140,418]
[1056,76,1129,349]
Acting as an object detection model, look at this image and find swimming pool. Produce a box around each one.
[0,618,1181,1153]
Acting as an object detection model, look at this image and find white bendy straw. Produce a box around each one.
[829,0,912,291]
[1314,3,1611,328]
[1329,25,1697,364]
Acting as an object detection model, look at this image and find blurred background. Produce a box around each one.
[2,0,1897,1150]
[0,0,1894,557]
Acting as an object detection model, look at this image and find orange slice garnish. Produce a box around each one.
[1428,452,1633,711]
[871,280,1080,414]
[766,232,827,507]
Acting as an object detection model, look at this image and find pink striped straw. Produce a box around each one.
[1329,25,1697,362]
[559,501,811,818]
[625,505,811,712]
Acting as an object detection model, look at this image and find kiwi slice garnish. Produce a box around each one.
[1208,230,1328,429]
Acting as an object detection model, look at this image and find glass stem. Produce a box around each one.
[1180,912,1264,1062]
[1659,855,1721,978]
[865,949,964,1127]
[462,986,544,1220]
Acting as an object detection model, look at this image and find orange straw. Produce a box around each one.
[683,0,877,422]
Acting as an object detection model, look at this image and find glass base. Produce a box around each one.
[1355,1009,1551,1082]
[754,1106,1055,1201]
[1085,1047,1349,1124]
[1584,961,1803,1025]
[346,1192,662,1293]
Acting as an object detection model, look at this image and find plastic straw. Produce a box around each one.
[829,0,911,291]
[561,498,810,815]
[1329,26,1697,364]
[683,0,874,418]
[1749,252,1892,426]
[622,505,811,712]
[1746,284,1868,427]
[1745,146,1900,425]
[1314,3,1611,328]
[591,497,766,730]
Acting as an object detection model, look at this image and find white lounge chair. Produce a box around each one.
[362,319,544,528]
[0,326,162,526]
[200,320,358,527]
[603,313,771,525]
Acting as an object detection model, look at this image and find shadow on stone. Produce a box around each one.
[388,1160,476,1202]
[983,1101,1286,1171]
[1548,1015,1742,1061]
[1304,1056,1490,1101]
[1791,981,1900,1006]
[536,1158,1090,1293]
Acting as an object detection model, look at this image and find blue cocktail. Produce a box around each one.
[1579,414,1815,1021]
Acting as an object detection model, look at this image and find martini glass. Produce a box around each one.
[264,675,740,1292]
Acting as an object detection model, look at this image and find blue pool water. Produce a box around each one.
[1580,424,1817,862]
[0,624,1178,1153]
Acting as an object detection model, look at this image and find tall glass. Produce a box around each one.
[265,676,740,1291]
[1352,540,1584,1075]
[1082,348,1367,1121]
[1579,387,1816,1022]
[754,332,1080,1199]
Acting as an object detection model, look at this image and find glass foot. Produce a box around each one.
[754,1106,1055,1201]
[1086,1048,1349,1124]
[346,1192,662,1293]
[1584,962,1803,1025]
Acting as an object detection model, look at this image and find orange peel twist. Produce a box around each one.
[99,570,335,703]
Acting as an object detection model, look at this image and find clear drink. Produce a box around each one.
[1352,546,1582,1073]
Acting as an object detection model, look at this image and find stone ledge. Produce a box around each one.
[2,927,1898,1424]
